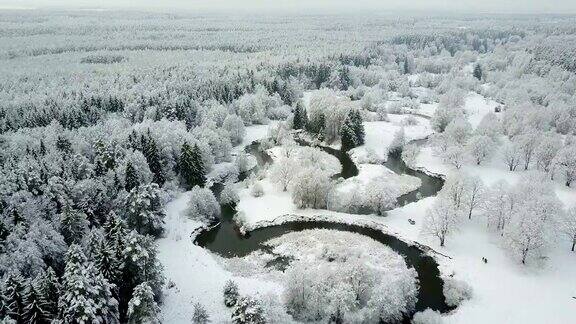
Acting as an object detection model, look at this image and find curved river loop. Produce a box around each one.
[195,133,452,322]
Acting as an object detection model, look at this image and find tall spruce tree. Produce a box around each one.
[292,101,308,130]
[2,273,27,322]
[23,282,51,324]
[36,267,60,319]
[340,119,357,151]
[93,237,122,287]
[351,110,365,146]
[307,113,326,141]
[124,183,165,237]
[179,143,206,189]
[340,110,365,151]
[142,132,165,186]
[124,161,139,192]
[59,206,89,245]
[58,245,119,323]
[126,282,160,324]
[473,63,483,81]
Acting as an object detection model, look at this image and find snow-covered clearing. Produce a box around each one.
[349,114,433,163]
[404,91,499,127]
[335,163,421,198]
[233,123,274,154]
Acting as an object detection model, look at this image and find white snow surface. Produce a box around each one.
[349,114,433,164]
[334,163,421,198]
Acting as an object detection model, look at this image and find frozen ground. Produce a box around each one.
[404,91,500,128]
[334,163,421,198]
[349,114,433,164]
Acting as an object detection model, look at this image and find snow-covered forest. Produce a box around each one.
[0,8,575,324]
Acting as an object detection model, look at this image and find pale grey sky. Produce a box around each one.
[1,0,575,14]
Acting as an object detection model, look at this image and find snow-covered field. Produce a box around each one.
[349,114,433,163]
[334,163,421,199]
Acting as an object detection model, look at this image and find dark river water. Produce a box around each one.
[196,138,451,321]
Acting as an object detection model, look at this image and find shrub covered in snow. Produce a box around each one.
[376,104,389,121]
[251,182,265,197]
[220,183,240,206]
[231,296,266,324]
[223,280,240,307]
[401,144,421,168]
[192,303,210,324]
[290,168,332,209]
[443,277,473,307]
[187,186,220,222]
[412,309,445,324]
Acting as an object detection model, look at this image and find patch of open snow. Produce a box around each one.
[232,123,274,154]
[350,115,433,164]
[464,92,500,128]
[335,163,421,197]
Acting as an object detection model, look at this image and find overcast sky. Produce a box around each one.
[1,0,575,14]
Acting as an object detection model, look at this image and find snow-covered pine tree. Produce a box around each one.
[180,142,206,189]
[2,273,27,322]
[192,303,210,324]
[142,133,165,186]
[223,280,239,307]
[23,282,51,323]
[124,183,165,236]
[231,296,266,324]
[124,161,139,192]
[55,135,73,155]
[340,117,357,151]
[58,244,119,323]
[59,205,90,245]
[473,63,483,81]
[120,231,164,311]
[306,112,326,141]
[93,236,122,287]
[292,101,308,130]
[126,282,160,324]
[36,267,60,319]
[351,110,365,146]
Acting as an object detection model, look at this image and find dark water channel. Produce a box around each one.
[196,138,451,320]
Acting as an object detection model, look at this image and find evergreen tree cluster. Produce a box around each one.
[292,101,308,130]
[179,142,207,190]
[340,110,365,151]
[128,129,165,187]
[473,63,483,81]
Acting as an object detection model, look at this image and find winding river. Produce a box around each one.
[196,137,450,322]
